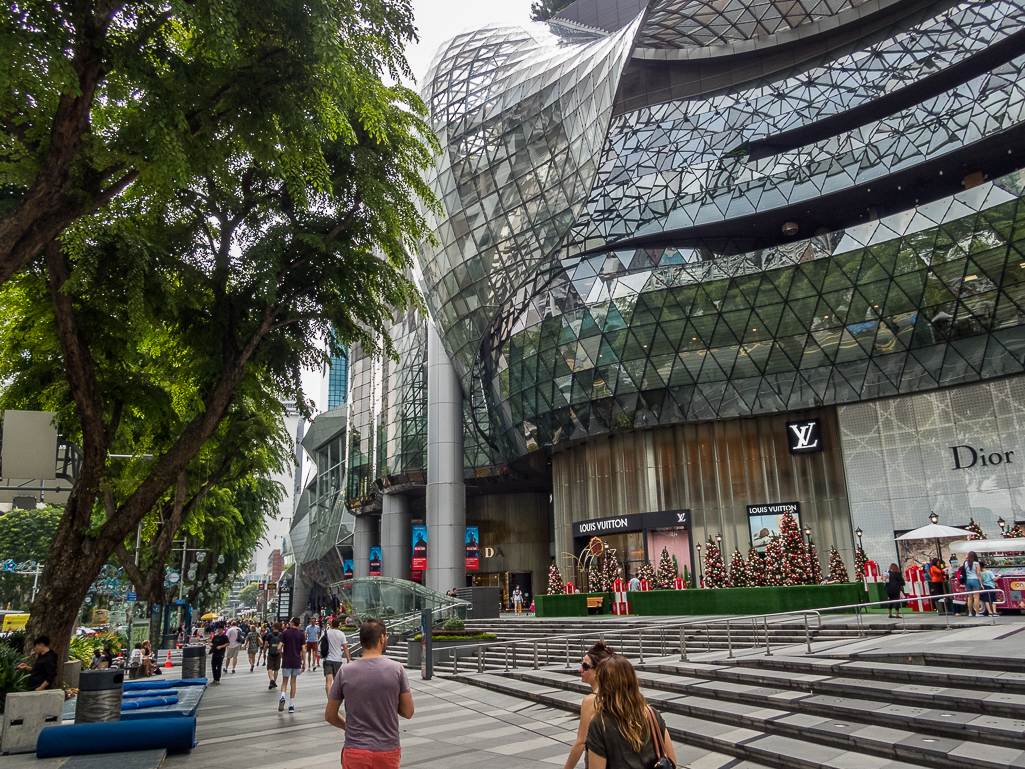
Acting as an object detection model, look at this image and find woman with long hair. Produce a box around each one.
[963,550,983,617]
[587,655,676,769]
[562,640,616,769]
[885,563,906,618]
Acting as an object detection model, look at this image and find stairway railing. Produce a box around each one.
[429,588,1001,676]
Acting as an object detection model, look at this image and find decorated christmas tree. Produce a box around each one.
[854,545,869,580]
[966,517,986,540]
[746,547,766,586]
[546,563,565,595]
[807,539,822,584]
[602,553,622,590]
[728,550,747,587]
[588,561,604,593]
[1005,524,1025,538]
[703,539,727,588]
[637,561,657,584]
[764,535,786,586]
[655,547,677,589]
[779,513,809,585]
[828,546,849,582]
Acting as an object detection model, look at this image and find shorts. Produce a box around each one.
[966,578,982,591]
[985,590,998,602]
[225,647,240,659]
[267,655,281,671]
[342,747,401,769]
[282,667,302,678]
[306,641,318,651]
[324,660,343,676]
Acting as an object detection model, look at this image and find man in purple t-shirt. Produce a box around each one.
[325,619,413,769]
[278,617,305,713]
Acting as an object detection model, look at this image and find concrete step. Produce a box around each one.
[451,672,924,769]
[639,659,1025,720]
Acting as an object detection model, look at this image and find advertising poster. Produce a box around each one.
[343,559,354,580]
[465,526,480,571]
[369,546,382,576]
[412,525,428,570]
[747,502,800,551]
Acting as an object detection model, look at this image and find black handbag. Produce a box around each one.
[647,707,675,769]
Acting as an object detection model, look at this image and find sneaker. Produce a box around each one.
[268,681,276,690]
[251,664,255,672]
[231,669,235,674]
[278,696,285,712]
[288,705,295,713]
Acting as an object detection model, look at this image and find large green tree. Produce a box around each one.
[0,0,419,287]
[0,0,438,658]
[236,582,260,607]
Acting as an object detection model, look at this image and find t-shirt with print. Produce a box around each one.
[325,628,348,662]
[280,626,305,668]
[328,656,410,751]
[586,708,667,769]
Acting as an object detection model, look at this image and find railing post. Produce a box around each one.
[679,627,688,662]
[454,648,459,674]
[764,617,771,656]
[660,629,665,657]
[566,638,570,667]
[478,646,484,673]
[638,630,644,664]
[512,643,517,669]
[804,614,811,654]
[533,642,539,670]
[504,644,509,671]
[727,621,733,659]
[706,623,711,651]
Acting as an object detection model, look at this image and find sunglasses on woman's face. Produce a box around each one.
[580,661,593,671]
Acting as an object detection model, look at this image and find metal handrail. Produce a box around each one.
[431,587,1003,675]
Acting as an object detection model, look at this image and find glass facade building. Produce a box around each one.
[301,0,1025,595]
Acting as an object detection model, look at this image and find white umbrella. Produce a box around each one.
[896,523,970,564]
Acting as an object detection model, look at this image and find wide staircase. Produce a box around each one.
[445,647,1025,769]
[385,615,902,669]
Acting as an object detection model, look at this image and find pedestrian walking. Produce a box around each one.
[305,617,322,671]
[963,550,983,616]
[246,623,262,671]
[210,626,229,684]
[586,655,676,769]
[885,562,905,618]
[264,622,282,689]
[325,619,414,769]
[278,617,305,713]
[512,586,523,615]
[562,640,615,769]
[225,620,243,674]
[322,617,352,695]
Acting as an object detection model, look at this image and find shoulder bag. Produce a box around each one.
[646,707,675,769]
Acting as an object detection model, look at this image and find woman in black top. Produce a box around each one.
[586,655,676,769]
[885,562,906,618]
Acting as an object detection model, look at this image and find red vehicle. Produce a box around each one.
[950,539,1020,610]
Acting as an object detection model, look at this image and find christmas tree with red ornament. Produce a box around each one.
[807,539,822,583]
[778,512,809,585]
[546,563,565,595]
[728,550,747,587]
[602,553,622,590]
[828,546,849,582]
[655,547,677,589]
[637,561,657,584]
[966,517,986,540]
[703,538,727,588]
[1005,524,1025,538]
[746,547,766,586]
[764,535,786,586]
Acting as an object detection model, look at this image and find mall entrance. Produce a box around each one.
[571,509,692,588]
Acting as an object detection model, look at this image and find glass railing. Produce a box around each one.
[332,576,471,636]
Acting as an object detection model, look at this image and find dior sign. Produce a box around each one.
[950,445,1015,470]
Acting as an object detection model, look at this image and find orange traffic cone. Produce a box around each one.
[164,651,174,668]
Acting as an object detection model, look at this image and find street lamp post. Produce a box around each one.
[803,525,813,578]
[695,543,703,588]
[998,517,1007,536]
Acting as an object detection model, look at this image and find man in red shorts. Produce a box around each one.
[325,619,413,769]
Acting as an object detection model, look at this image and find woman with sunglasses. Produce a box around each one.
[587,655,676,769]
[562,641,615,769]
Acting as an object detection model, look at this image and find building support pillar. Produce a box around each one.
[352,515,379,579]
[381,494,412,581]
[426,323,466,594]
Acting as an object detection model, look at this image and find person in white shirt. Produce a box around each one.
[323,616,352,695]
[224,621,244,674]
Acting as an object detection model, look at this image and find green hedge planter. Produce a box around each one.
[537,584,874,617]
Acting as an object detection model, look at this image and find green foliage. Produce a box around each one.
[237,583,261,607]
[442,617,465,632]
[67,630,126,666]
[0,644,28,712]
[0,505,62,609]
[530,0,574,21]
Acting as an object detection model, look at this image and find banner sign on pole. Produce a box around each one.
[369,546,382,576]
[412,526,428,570]
[343,559,354,580]
[465,527,479,571]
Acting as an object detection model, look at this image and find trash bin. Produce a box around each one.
[162,633,178,650]
[75,669,124,723]
[181,645,206,679]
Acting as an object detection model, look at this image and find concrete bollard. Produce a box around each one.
[2,690,66,755]
[75,669,123,724]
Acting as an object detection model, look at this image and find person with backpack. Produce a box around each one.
[263,622,282,690]
[885,563,906,618]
